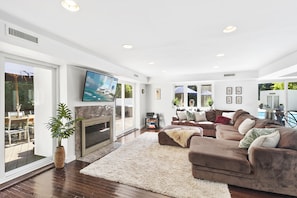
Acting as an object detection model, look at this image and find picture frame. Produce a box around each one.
[155,88,161,100]
[226,96,232,104]
[226,87,232,95]
[236,86,242,95]
[236,96,242,104]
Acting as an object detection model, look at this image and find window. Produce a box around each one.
[174,84,212,109]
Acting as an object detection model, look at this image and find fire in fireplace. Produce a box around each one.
[81,116,113,156]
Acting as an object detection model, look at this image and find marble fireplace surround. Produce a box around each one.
[75,105,113,158]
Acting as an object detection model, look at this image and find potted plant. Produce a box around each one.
[172,97,180,107]
[46,103,82,168]
[207,98,214,109]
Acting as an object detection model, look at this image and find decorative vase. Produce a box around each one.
[54,146,65,169]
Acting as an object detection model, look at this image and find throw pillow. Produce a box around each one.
[215,116,231,125]
[222,112,235,124]
[238,118,255,135]
[248,131,280,154]
[177,111,187,120]
[186,111,195,121]
[194,111,207,122]
[239,128,278,148]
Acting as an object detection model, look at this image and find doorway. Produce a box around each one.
[3,59,55,175]
[115,82,135,137]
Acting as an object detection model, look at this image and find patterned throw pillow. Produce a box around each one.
[186,111,195,121]
[239,128,278,149]
[248,131,280,154]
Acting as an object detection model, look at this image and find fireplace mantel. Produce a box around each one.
[75,105,113,158]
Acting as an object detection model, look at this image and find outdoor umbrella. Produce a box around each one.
[201,90,212,95]
[5,63,33,114]
[175,86,197,94]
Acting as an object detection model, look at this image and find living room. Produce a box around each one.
[1,1,297,197]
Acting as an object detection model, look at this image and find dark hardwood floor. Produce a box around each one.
[0,129,295,198]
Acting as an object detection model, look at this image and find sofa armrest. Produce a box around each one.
[172,116,179,121]
[249,146,297,181]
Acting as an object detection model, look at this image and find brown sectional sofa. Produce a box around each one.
[171,109,234,137]
[188,109,297,197]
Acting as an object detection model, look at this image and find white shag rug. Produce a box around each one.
[80,132,231,198]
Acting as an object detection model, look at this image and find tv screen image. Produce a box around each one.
[82,71,118,102]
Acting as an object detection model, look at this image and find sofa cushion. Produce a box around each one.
[186,111,195,121]
[222,112,235,124]
[205,110,217,122]
[238,118,255,135]
[239,128,279,149]
[194,111,207,121]
[248,131,280,154]
[277,127,297,150]
[176,111,187,120]
[233,109,250,123]
[216,124,244,141]
[234,114,255,130]
[215,116,231,125]
[189,137,251,174]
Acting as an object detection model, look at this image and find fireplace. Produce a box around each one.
[75,105,114,158]
[81,116,113,156]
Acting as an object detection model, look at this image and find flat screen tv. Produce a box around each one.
[82,70,118,102]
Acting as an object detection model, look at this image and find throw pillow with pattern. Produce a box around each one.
[239,128,279,149]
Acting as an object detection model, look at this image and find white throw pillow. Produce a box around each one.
[194,112,207,122]
[177,111,187,120]
[238,118,255,135]
[248,131,280,154]
[222,112,235,124]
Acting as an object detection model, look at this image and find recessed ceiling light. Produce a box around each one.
[216,53,225,57]
[61,0,80,12]
[223,25,237,33]
[213,66,220,69]
[122,44,133,49]
[148,61,155,65]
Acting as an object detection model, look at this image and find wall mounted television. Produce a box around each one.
[82,70,118,102]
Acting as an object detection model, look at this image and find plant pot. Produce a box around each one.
[54,146,65,169]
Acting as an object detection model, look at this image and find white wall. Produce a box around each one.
[147,83,176,127]
[213,80,258,116]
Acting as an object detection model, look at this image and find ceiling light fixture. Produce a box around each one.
[216,53,225,57]
[122,44,133,49]
[213,66,220,69]
[61,0,80,12]
[148,61,155,65]
[223,25,237,33]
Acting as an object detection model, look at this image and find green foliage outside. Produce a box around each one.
[115,83,133,98]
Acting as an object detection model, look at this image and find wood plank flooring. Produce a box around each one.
[0,129,296,198]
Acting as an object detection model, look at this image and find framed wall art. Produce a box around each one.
[226,87,232,95]
[155,88,161,100]
[226,96,232,104]
[236,96,242,104]
[236,86,242,95]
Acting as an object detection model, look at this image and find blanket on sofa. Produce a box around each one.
[164,128,198,147]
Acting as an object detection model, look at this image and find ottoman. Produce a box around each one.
[158,125,203,147]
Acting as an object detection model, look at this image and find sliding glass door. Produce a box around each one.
[2,57,56,179]
[115,82,135,137]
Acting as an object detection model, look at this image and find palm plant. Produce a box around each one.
[46,103,81,147]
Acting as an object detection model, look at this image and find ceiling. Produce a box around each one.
[1,0,297,79]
